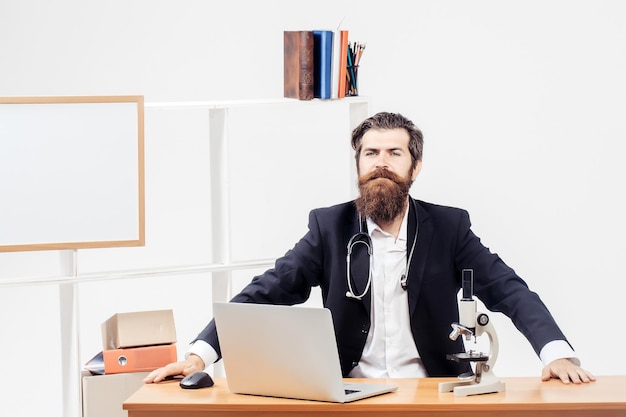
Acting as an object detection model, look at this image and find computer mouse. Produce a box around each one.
[179,371,214,389]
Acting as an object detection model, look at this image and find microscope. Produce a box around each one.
[438,269,506,396]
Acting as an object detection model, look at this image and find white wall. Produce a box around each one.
[1,1,625,416]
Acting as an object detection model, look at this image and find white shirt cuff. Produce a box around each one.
[539,340,580,366]
[186,340,219,371]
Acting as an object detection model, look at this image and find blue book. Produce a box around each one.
[313,30,333,99]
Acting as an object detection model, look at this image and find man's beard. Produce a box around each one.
[354,168,413,224]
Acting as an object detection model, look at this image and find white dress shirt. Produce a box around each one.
[348,205,427,377]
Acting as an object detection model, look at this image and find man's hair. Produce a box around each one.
[351,112,424,170]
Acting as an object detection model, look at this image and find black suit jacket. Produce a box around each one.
[196,198,569,377]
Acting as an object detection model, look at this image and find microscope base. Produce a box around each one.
[438,374,505,397]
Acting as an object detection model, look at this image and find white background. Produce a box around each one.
[1,1,625,416]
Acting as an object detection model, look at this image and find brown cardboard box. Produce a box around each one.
[82,370,149,417]
[101,309,176,350]
[102,344,178,374]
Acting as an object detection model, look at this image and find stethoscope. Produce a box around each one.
[345,199,419,300]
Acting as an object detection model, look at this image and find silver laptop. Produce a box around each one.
[213,302,398,403]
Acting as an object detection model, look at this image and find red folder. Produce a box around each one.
[102,344,177,374]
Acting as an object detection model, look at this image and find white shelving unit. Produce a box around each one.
[0,96,370,417]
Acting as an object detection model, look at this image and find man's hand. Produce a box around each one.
[541,358,596,384]
[143,354,205,383]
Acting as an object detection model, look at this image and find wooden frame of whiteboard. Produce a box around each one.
[0,95,145,252]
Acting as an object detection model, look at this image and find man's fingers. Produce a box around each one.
[541,360,596,384]
[143,362,185,383]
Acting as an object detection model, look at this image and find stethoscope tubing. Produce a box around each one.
[346,199,419,300]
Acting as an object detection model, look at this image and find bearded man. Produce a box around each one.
[145,112,594,385]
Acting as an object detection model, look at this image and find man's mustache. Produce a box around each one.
[359,168,403,185]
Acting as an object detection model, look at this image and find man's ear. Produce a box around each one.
[412,160,423,181]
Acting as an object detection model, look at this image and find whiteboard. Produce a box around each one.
[0,96,145,252]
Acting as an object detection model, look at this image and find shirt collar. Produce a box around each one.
[365,203,409,244]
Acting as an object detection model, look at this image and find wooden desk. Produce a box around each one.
[123,376,626,417]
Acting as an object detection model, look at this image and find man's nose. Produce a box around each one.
[375,154,389,168]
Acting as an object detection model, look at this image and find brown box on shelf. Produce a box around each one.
[101,309,176,350]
